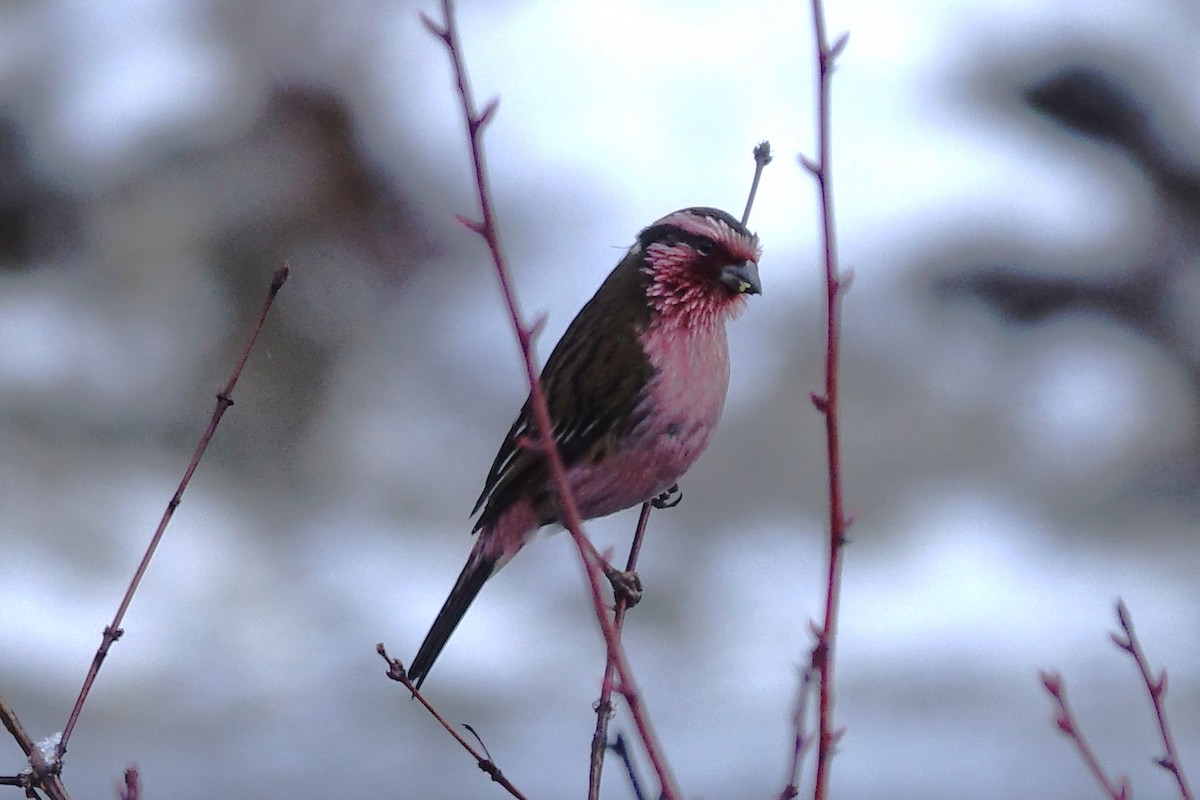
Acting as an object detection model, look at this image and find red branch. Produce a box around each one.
[377,645,528,800]
[56,264,289,761]
[1113,600,1194,800]
[1040,600,1194,800]
[801,1,851,798]
[1040,671,1131,800]
[420,3,680,798]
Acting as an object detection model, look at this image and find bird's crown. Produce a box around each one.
[640,207,761,265]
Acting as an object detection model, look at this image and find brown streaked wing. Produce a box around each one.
[472,247,654,531]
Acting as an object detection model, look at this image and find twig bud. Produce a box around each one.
[419,11,450,41]
[454,214,486,234]
[476,97,500,130]
[1039,670,1063,696]
[829,32,850,61]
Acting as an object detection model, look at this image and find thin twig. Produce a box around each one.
[742,141,774,226]
[1113,600,1194,800]
[778,666,817,799]
[588,500,654,800]
[586,139,771,800]
[57,264,289,760]
[377,645,528,800]
[117,767,140,800]
[0,695,71,800]
[609,733,648,800]
[1040,671,1131,800]
[0,695,35,761]
[802,2,850,799]
[420,3,680,797]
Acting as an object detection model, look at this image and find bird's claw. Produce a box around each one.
[652,484,682,509]
[605,566,643,608]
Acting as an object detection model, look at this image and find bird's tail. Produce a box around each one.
[408,545,498,689]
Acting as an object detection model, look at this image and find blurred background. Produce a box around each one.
[2,0,1199,798]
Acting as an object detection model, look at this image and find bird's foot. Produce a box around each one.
[604,566,643,608]
[652,484,682,509]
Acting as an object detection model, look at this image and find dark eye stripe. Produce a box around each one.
[642,225,723,258]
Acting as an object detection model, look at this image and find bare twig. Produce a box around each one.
[377,645,528,799]
[0,695,71,800]
[802,2,851,799]
[778,666,817,799]
[609,733,648,800]
[586,141,771,800]
[588,500,654,800]
[1040,671,1131,800]
[420,3,679,797]
[57,264,289,761]
[117,767,139,800]
[742,141,774,226]
[1113,600,1194,800]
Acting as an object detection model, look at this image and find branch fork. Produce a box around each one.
[1042,601,1193,800]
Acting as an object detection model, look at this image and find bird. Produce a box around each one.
[408,206,762,688]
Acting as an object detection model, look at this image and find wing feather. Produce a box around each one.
[472,248,654,530]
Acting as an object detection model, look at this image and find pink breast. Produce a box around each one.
[568,320,731,521]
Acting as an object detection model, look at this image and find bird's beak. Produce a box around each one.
[720,260,762,295]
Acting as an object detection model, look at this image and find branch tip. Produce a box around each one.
[1115,598,1131,628]
[454,214,486,235]
[419,11,449,41]
[514,434,544,454]
[753,140,773,166]
[742,138,773,225]
[477,97,500,129]
[1039,670,1062,696]
[838,266,855,295]
[527,312,548,339]
[462,723,494,763]
[271,263,290,291]
[829,31,850,61]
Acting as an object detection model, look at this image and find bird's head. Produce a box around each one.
[635,207,762,326]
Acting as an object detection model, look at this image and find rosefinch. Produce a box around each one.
[409,206,762,687]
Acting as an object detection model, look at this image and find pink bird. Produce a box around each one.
[409,207,762,687]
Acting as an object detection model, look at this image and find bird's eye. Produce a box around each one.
[695,240,715,257]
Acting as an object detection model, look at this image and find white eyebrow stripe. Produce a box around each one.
[653,211,762,262]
